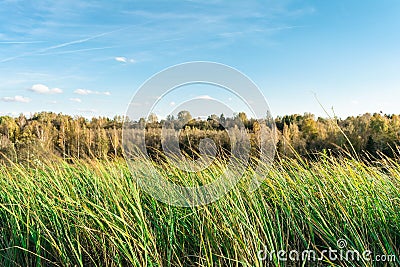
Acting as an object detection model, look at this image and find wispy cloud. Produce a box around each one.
[69,98,82,103]
[124,10,190,20]
[1,95,31,103]
[0,41,45,44]
[74,89,110,95]
[28,84,63,94]
[286,7,316,17]
[76,108,97,113]
[218,25,303,39]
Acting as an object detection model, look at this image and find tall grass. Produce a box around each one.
[0,155,399,266]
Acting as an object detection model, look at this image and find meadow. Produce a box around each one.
[0,154,399,266]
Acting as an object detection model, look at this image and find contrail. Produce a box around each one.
[37,27,128,53]
[0,25,134,63]
[37,46,116,56]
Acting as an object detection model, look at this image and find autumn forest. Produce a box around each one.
[1,111,399,163]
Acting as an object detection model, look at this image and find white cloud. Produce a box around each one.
[1,95,31,103]
[0,111,32,117]
[51,88,63,94]
[74,89,111,95]
[169,101,176,106]
[29,84,63,94]
[74,89,90,95]
[115,57,127,63]
[115,56,136,63]
[69,98,82,103]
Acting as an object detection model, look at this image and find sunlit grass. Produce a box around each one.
[0,155,399,266]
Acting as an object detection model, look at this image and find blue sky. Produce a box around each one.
[0,0,399,119]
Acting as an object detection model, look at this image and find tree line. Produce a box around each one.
[1,111,399,163]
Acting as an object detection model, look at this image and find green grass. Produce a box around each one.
[0,155,399,266]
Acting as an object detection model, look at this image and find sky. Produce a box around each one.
[0,0,399,119]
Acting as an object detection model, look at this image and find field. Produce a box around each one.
[0,155,399,266]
